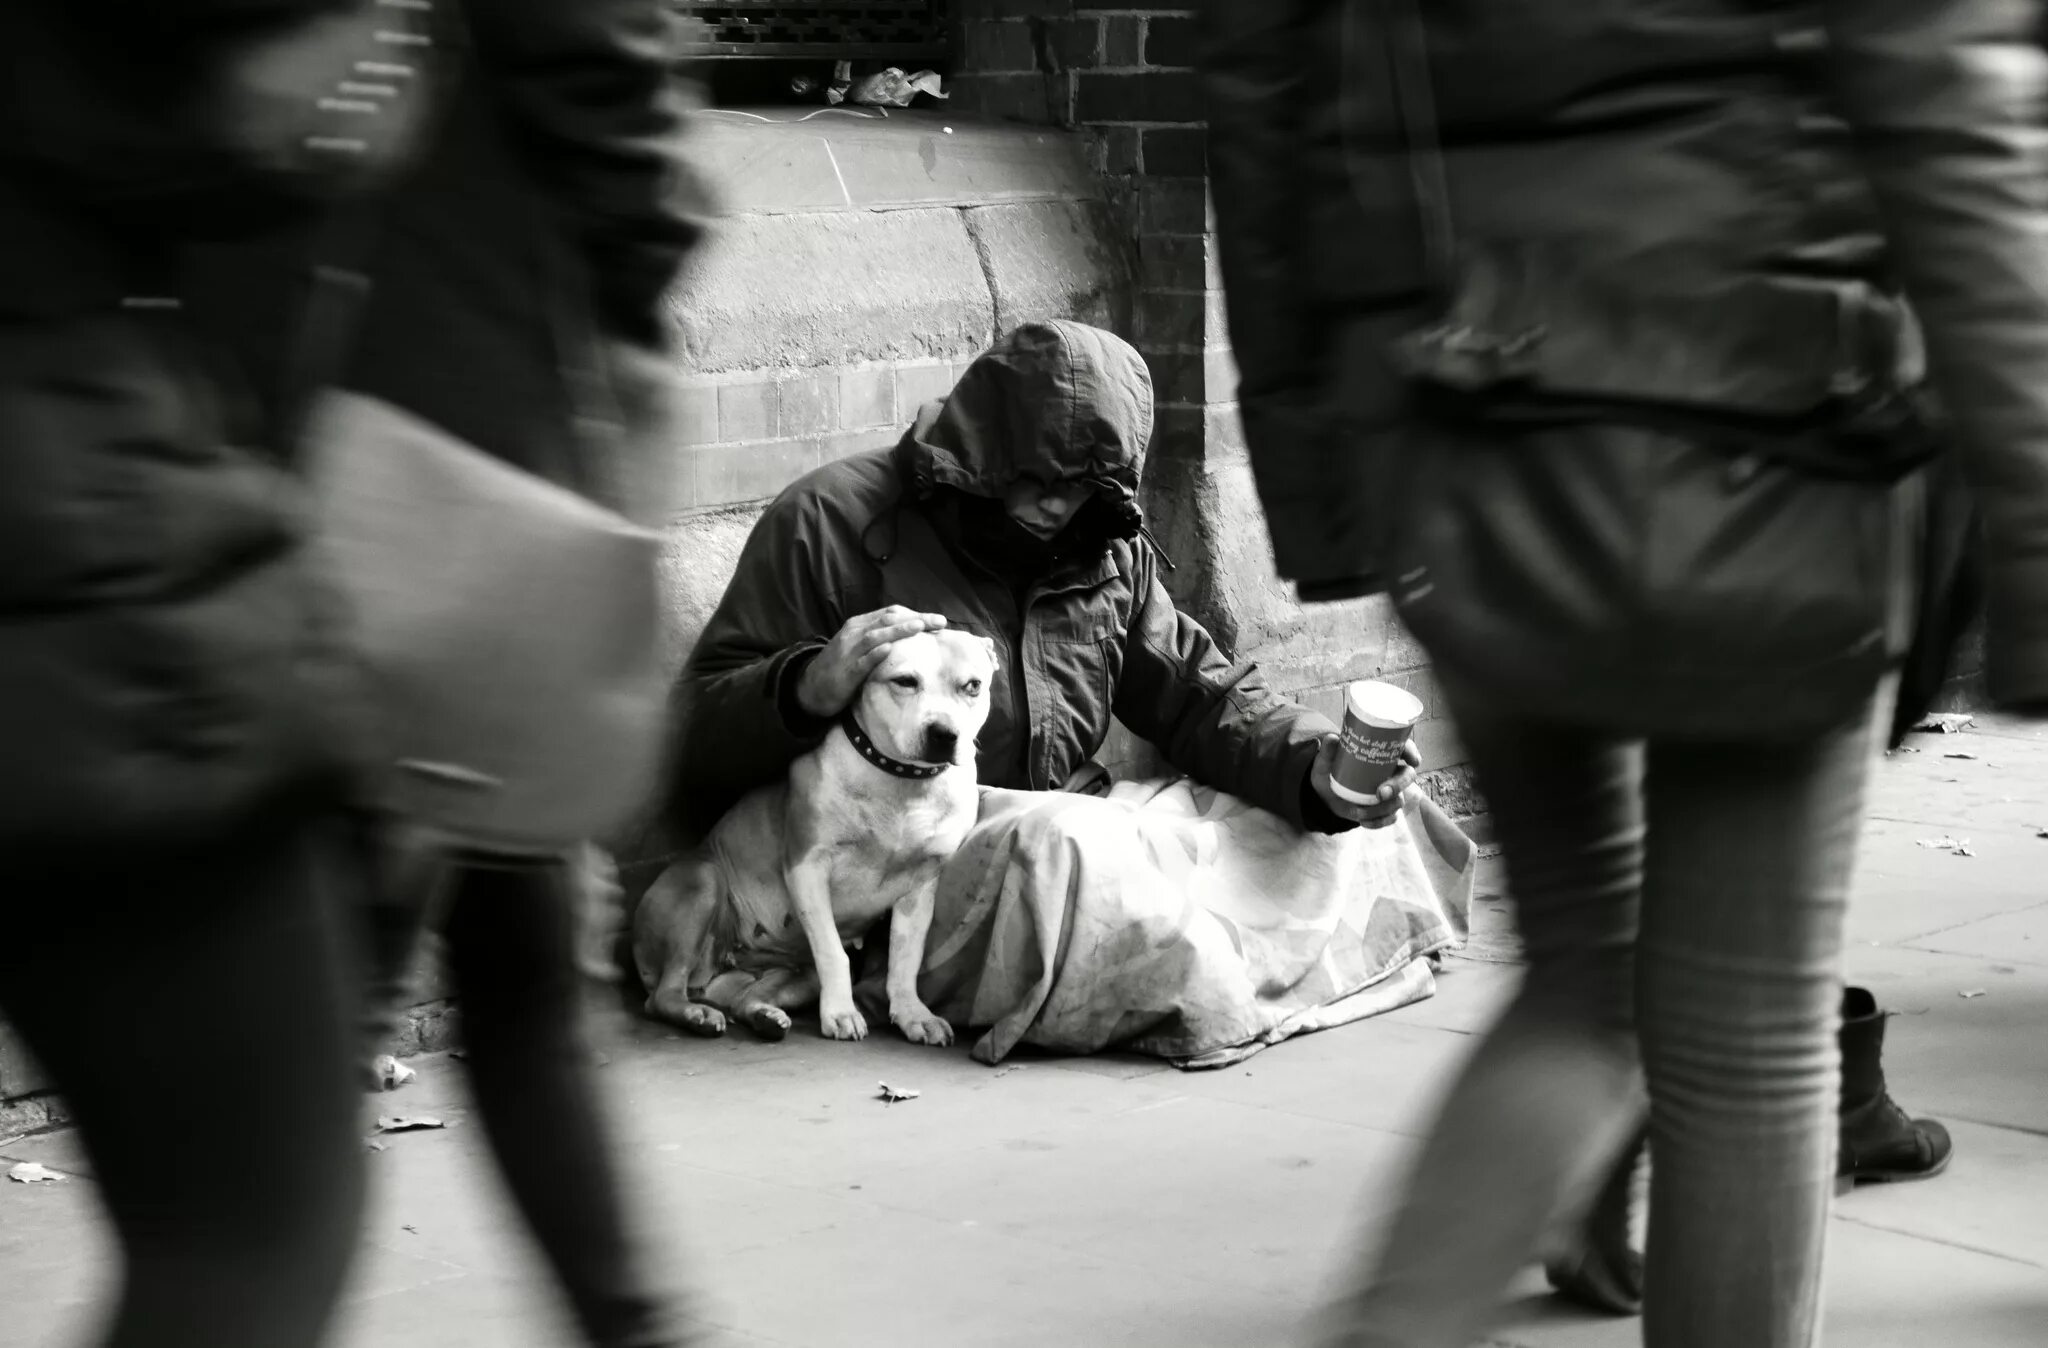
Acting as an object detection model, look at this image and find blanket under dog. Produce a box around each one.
[912,779,1475,1070]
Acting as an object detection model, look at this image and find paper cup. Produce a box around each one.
[1330,680,1424,805]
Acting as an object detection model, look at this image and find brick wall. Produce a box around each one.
[950,3,1233,540]
[670,360,955,513]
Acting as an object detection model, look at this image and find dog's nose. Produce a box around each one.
[922,724,960,762]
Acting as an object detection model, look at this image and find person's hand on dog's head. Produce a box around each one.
[1309,737,1420,829]
[796,606,951,719]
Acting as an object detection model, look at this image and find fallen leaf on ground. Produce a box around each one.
[1914,712,1975,734]
[876,1082,921,1103]
[8,1162,65,1184]
[373,1115,446,1134]
[1960,989,1987,999]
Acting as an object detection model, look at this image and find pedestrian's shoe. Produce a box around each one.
[1543,1124,1647,1317]
[1838,985,1953,1185]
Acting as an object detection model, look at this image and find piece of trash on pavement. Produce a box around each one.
[1914,712,1974,734]
[373,1115,447,1134]
[876,1082,921,1103]
[1916,835,1972,854]
[1944,752,1979,760]
[8,1162,65,1184]
[372,1054,416,1091]
[1960,989,1987,999]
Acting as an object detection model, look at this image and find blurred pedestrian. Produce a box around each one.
[1204,3,2048,1347]
[0,2,436,1345]
[329,1,713,1345]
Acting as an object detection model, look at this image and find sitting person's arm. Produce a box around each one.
[1111,554,1412,833]
[673,486,944,837]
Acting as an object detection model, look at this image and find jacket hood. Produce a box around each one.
[898,321,1154,504]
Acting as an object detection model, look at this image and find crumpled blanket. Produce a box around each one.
[912,778,1475,1070]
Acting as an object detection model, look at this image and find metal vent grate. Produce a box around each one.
[678,2,949,61]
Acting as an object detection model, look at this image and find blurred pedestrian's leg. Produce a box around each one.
[1320,692,1877,1347]
[1317,711,1647,1348]
[1635,722,1875,1346]
[0,816,364,1348]
[445,863,691,1348]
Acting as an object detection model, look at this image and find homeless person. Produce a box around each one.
[669,320,1473,1068]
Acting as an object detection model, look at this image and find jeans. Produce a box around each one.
[351,822,689,1348]
[0,815,364,1348]
[1321,684,1886,1348]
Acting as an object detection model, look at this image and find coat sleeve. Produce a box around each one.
[1202,0,1408,601]
[1110,556,1339,830]
[468,0,713,348]
[1824,0,2048,708]
[671,488,857,838]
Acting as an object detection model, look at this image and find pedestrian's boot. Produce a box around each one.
[1550,986,1952,1316]
[1838,985,1953,1186]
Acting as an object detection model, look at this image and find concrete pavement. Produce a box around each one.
[4,717,2045,1347]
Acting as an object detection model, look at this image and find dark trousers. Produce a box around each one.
[352,822,685,1348]
[0,817,365,1348]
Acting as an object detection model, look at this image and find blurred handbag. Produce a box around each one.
[302,385,666,855]
[1360,0,1924,740]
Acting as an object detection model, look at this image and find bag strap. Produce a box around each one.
[280,0,631,498]
[279,0,464,459]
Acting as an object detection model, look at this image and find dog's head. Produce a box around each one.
[857,629,999,768]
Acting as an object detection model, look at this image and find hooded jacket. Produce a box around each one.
[674,321,1340,838]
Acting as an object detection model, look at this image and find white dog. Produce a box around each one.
[633,629,997,1044]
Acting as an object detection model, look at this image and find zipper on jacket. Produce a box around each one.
[1012,589,1038,789]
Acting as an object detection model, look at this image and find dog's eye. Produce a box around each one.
[961,679,984,697]
[891,675,920,692]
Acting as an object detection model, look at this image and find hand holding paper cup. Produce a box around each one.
[1330,680,1425,805]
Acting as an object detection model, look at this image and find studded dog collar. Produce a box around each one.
[839,711,949,780]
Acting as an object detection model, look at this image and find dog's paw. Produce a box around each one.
[892,1008,954,1047]
[819,1002,869,1041]
[677,1004,728,1038]
[741,1005,792,1042]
